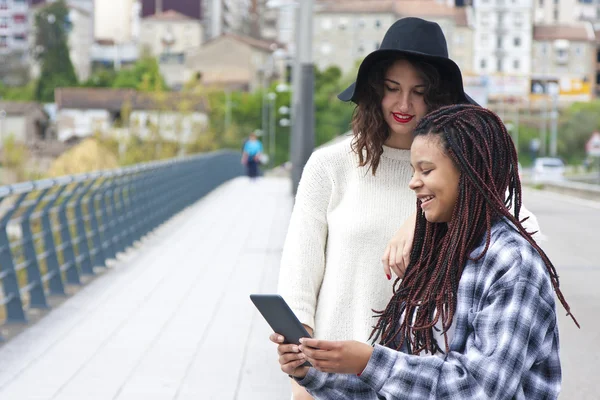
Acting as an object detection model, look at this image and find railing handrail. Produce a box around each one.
[0,149,244,337]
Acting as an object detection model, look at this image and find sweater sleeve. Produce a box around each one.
[277,151,332,331]
[506,189,543,240]
[518,202,543,240]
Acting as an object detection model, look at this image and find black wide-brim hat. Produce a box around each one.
[338,17,477,105]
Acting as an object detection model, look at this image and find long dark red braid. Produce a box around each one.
[369,104,579,355]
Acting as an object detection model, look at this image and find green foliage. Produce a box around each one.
[199,65,354,167]
[1,134,29,182]
[81,68,118,88]
[0,80,36,101]
[558,100,600,164]
[112,55,166,91]
[314,66,354,147]
[33,0,78,102]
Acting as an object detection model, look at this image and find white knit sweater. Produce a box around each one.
[277,136,539,343]
[278,137,414,342]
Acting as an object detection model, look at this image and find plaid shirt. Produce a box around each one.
[297,221,561,399]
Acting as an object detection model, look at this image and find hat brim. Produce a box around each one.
[338,49,476,106]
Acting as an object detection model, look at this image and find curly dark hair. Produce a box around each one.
[351,55,464,174]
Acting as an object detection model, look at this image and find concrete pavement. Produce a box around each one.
[0,178,597,400]
[0,177,292,400]
[523,187,600,400]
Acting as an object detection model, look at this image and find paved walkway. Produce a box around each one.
[0,177,292,400]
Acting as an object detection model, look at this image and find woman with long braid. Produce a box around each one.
[273,104,578,400]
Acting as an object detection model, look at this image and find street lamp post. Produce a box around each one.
[267,92,277,168]
[290,0,314,195]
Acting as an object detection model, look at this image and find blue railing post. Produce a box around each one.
[111,171,129,254]
[97,174,119,261]
[0,190,28,323]
[117,170,136,250]
[72,177,99,275]
[57,179,83,285]
[86,178,109,268]
[39,184,67,296]
[20,187,51,309]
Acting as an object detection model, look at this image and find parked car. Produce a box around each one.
[532,157,565,183]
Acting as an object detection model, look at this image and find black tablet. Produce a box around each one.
[250,293,313,360]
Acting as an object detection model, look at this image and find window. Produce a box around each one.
[514,12,522,27]
[0,35,7,47]
[513,59,520,70]
[539,0,543,5]
[0,0,6,10]
[375,20,381,29]
[497,59,503,72]
[0,17,8,28]
[497,37,502,48]
[339,18,348,30]
[13,14,26,24]
[481,59,487,69]
[575,45,582,56]
[514,37,521,47]
[553,9,559,20]
[375,41,380,50]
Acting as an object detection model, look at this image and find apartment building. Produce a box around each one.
[531,23,596,104]
[0,0,29,55]
[202,0,251,40]
[95,0,140,43]
[472,0,533,102]
[533,0,599,24]
[313,0,471,76]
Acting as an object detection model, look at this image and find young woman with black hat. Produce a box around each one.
[276,17,540,399]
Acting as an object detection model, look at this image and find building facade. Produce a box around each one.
[531,23,596,104]
[533,0,599,25]
[185,33,281,91]
[313,1,471,76]
[140,10,204,57]
[202,0,251,40]
[0,0,29,56]
[94,0,140,43]
[472,0,533,102]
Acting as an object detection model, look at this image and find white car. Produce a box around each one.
[532,157,565,183]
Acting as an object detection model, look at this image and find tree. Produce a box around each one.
[33,0,78,102]
[558,101,600,163]
[314,66,354,147]
[113,54,166,91]
[80,67,118,88]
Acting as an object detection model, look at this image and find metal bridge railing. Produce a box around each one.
[0,150,243,334]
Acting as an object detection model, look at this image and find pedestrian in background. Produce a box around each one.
[241,132,263,180]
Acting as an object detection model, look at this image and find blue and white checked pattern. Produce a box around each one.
[297,221,561,400]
